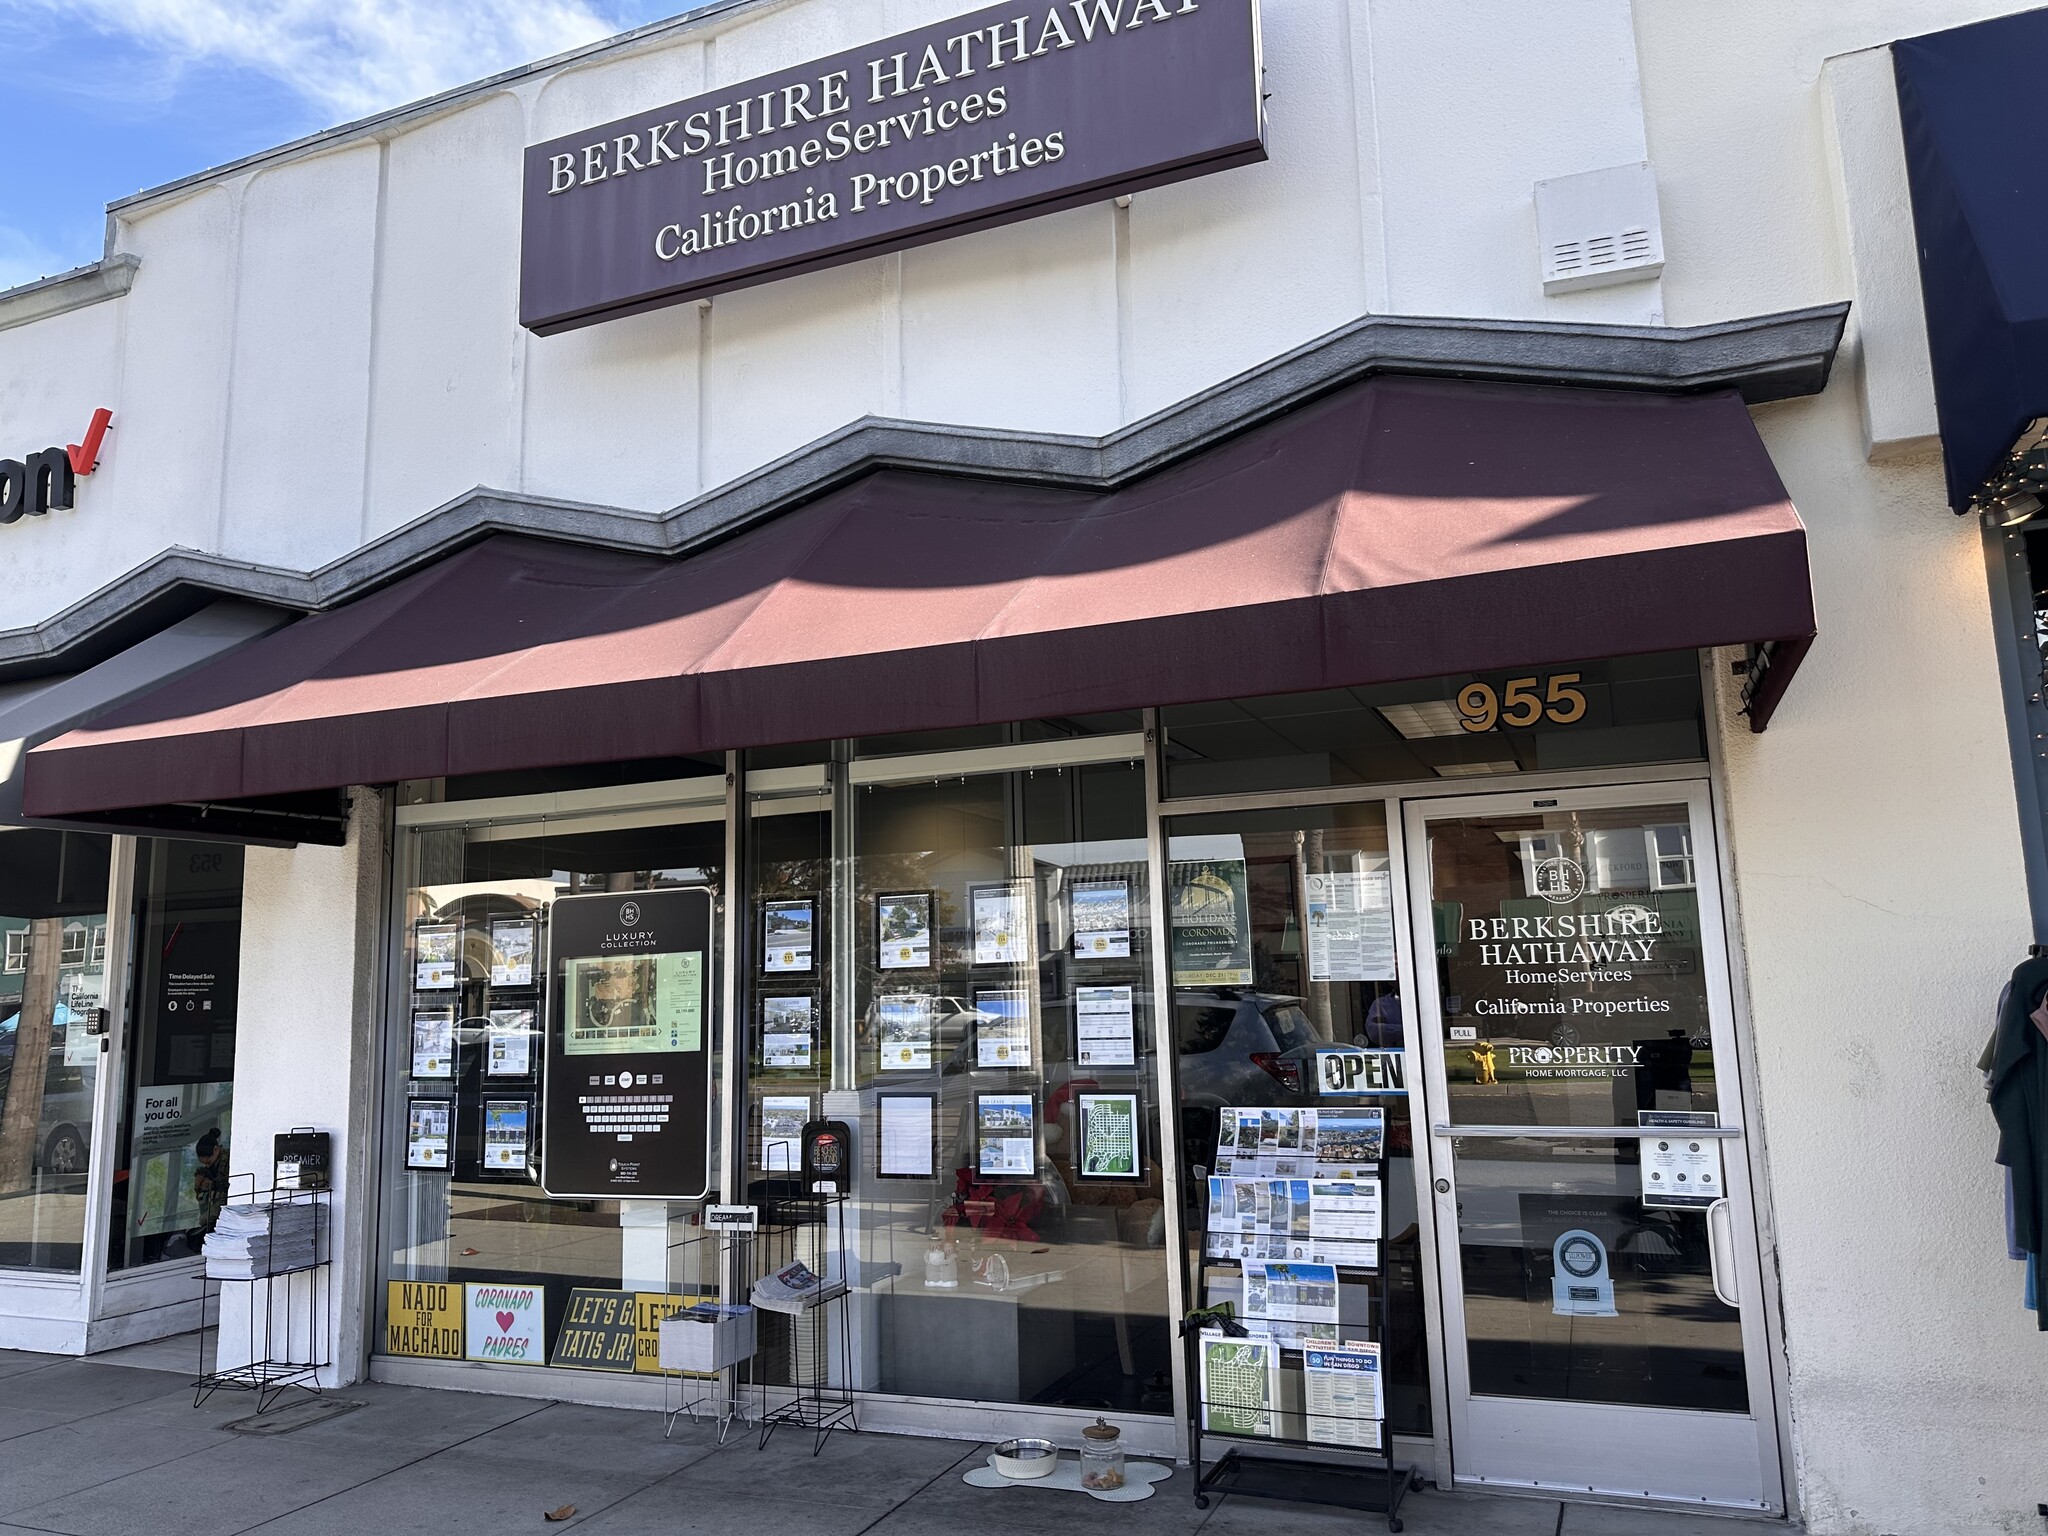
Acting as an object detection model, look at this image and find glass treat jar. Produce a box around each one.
[923,1239,959,1289]
[1079,1418,1125,1490]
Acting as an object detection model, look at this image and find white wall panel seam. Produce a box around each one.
[360,141,393,547]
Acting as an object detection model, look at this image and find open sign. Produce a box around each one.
[1317,1048,1407,1096]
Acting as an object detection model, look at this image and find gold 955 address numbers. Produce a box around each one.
[1456,673,1587,733]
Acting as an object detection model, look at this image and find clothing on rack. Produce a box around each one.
[1986,955,2048,1327]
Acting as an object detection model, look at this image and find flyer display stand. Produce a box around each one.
[1186,1128,1418,1531]
[658,1194,855,1456]
[193,1176,331,1415]
[753,1194,856,1455]
[661,1221,767,1443]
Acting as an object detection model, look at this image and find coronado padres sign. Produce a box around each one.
[519,0,1264,333]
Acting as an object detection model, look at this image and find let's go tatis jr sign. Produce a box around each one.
[519,0,1263,334]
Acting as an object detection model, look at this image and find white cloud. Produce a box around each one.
[13,0,639,120]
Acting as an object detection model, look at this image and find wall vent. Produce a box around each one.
[1535,163,1665,295]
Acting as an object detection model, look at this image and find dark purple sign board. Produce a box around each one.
[520,0,1264,334]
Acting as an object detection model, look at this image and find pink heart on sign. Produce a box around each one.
[496,1311,516,1333]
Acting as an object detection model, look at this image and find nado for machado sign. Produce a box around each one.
[520,0,1264,333]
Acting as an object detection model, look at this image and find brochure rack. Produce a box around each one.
[661,1219,766,1442]
[659,1193,856,1455]
[1185,1155,1419,1533]
[194,1176,331,1414]
[753,1193,856,1455]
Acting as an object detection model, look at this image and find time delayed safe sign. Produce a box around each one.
[520,0,1263,332]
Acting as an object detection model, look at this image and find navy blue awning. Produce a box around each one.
[1896,12,2048,512]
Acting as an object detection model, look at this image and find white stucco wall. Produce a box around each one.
[0,0,1670,623]
[222,793,387,1386]
[1719,377,2039,1536]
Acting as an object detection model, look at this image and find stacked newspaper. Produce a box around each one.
[202,1202,319,1280]
[749,1260,847,1316]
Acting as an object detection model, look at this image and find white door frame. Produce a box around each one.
[1401,780,1785,1512]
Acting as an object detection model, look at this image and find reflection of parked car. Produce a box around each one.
[1176,990,1328,1108]
[0,1004,94,1174]
[859,995,986,1072]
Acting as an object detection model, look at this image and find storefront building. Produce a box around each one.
[1,1,2044,1530]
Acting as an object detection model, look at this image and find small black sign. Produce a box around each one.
[541,887,714,1200]
[802,1119,854,1195]
[273,1128,330,1191]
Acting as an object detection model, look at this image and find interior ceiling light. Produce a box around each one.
[1377,700,1466,740]
[1974,417,2048,526]
[1434,761,1520,778]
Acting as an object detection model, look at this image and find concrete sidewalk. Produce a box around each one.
[0,1348,1776,1536]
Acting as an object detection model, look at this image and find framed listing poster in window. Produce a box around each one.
[973,988,1031,1070]
[760,993,817,1071]
[970,881,1030,965]
[877,1093,937,1179]
[760,1094,810,1173]
[876,892,933,971]
[541,887,713,1201]
[876,992,934,1071]
[489,917,539,989]
[975,1092,1036,1179]
[762,898,816,975]
[1076,1091,1143,1181]
[1070,877,1131,959]
[414,922,460,990]
[486,1006,537,1080]
[481,1097,535,1179]
[411,1006,456,1079]
[406,1098,452,1171]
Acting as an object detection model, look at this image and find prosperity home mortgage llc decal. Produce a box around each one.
[545,0,1205,263]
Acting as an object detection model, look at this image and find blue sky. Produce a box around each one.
[0,0,693,288]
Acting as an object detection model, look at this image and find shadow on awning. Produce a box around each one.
[22,376,1816,822]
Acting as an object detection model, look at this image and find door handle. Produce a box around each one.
[1706,1197,1739,1308]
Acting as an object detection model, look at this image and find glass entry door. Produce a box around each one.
[1404,783,1781,1510]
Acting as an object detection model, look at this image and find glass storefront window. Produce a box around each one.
[0,830,112,1272]
[377,805,726,1371]
[1166,802,1431,1437]
[1425,800,1744,1412]
[842,760,1171,1412]
[742,797,832,1201]
[1429,804,1718,1127]
[107,840,244,1272]
[1160,652,1705,799]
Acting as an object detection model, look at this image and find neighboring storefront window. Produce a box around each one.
[1160,652,1706,799]
[0,830,112,1272]
[843,760,1171,1411]
[377,796,726,1372]
[107,840,244,1271]
[1165,802,1430,1436]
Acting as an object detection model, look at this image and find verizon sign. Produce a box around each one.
[520,0,1264,334]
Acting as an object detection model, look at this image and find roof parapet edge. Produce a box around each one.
[0,301,1848,680]
[0,255,141,334]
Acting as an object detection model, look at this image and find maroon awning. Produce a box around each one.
[23,376,1815,817]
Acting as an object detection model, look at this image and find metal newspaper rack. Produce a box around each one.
[194,1175,331,1414]
[1186,1146,1419,1532]
[660,1192,855,1455]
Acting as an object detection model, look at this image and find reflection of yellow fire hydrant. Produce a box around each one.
[1468,1042,1497,1086]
